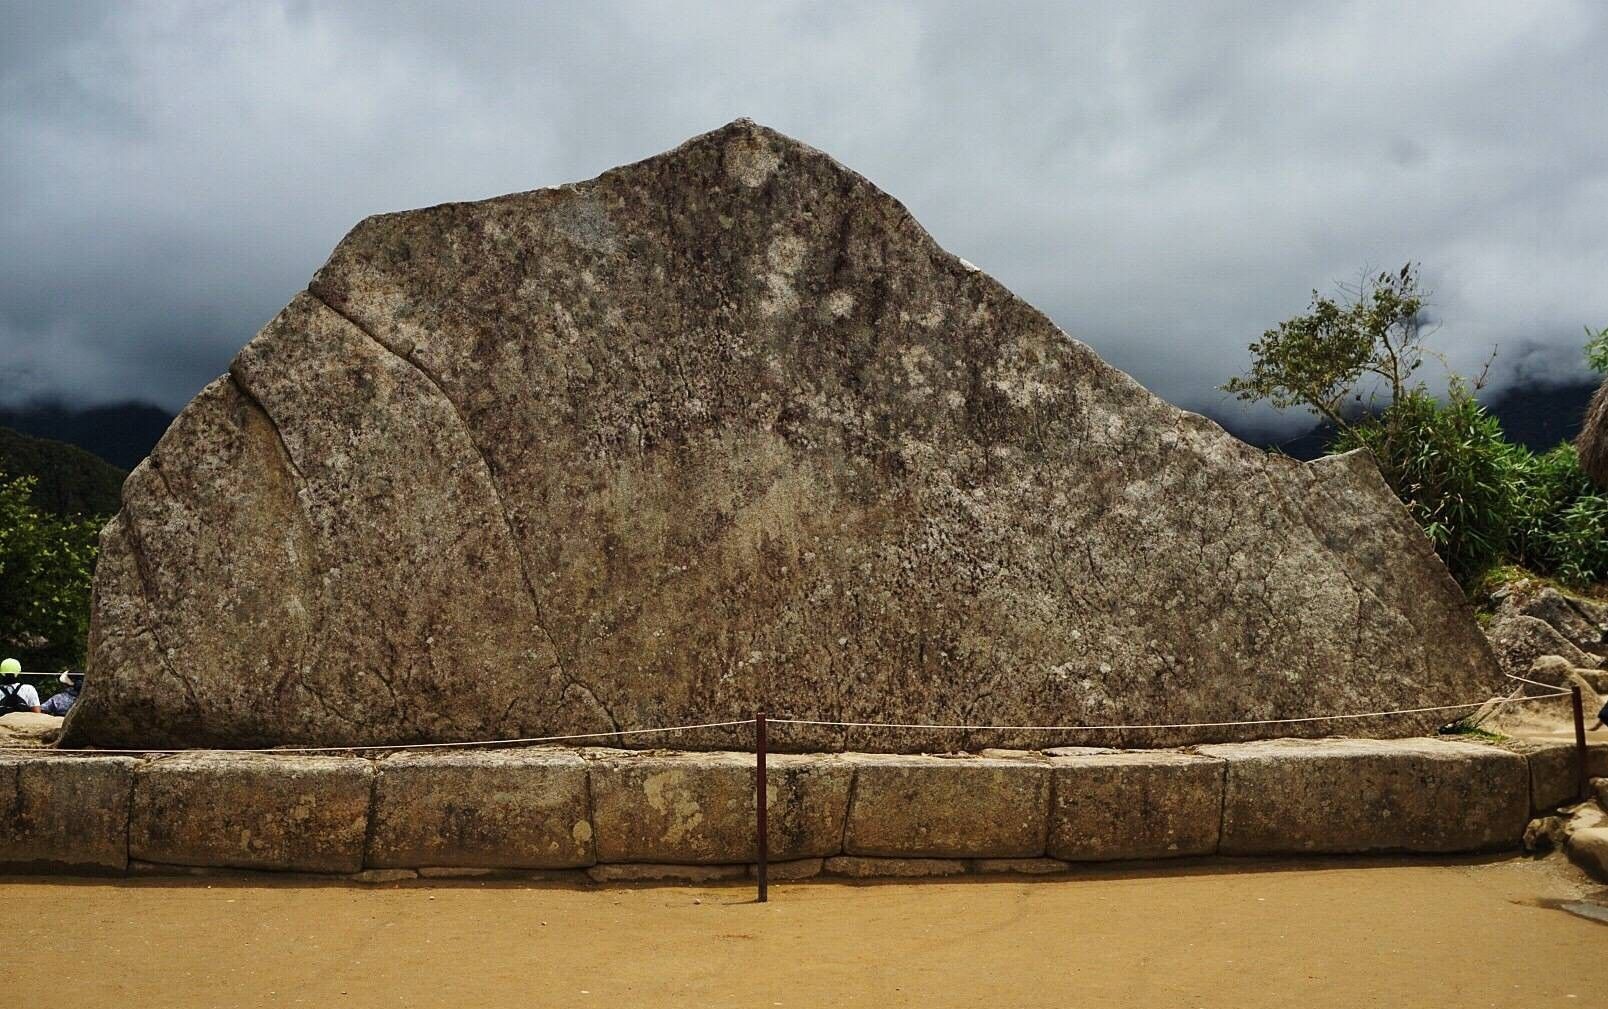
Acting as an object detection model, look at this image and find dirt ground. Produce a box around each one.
[2,856,1602,1009]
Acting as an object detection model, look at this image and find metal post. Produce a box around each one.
[1572,684,1588,802]
[756,709,768,903]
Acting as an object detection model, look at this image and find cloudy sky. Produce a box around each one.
[4,1,1607,435]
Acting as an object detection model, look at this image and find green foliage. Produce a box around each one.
[1231,266,1608,590]
[1586,325,1608,374]
[1536,494,1608,586]
[1332,390,1516,581]
[1224,264,1426,428]
[1333,398,1608,588]
[1508,444,1595,568]
[0,471,102,670]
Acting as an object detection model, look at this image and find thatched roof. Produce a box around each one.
[1576,375,1608,487]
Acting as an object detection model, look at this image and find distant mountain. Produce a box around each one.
[1216,379,1602,460]
[0,426,127,516]
[0,401,173,471]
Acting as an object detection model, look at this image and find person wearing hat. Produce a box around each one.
[40,670,84,717]
[0,658,42,714]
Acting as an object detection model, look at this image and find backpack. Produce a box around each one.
[0,682,32,714]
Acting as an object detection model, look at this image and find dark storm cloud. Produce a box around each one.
[4,1,1607,433]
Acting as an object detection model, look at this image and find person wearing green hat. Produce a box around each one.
[1,658,42,714]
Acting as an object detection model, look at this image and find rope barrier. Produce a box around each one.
[0,671,1575,754]
[768,695,1568,733]
[766,673,1571,732]
[0,719,756,756]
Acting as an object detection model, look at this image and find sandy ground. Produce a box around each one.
[1,857,1603,1009]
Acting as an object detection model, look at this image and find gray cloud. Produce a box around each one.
[4,0,1607,435]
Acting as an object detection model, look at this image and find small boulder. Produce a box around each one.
[1486,614,1601,678]
[1496,587,1608,656]
[1523,815,1568,853]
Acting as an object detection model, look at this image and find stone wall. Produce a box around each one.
[4,737,1603,880]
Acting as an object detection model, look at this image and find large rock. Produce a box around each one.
[129,752,372,872]
[367,749,593,869]
[64,119,1501,751]
[589,751,850,863]
[0,754,138,870]
[842,754,1048,858]
[1202,738,1528,854]
[1045,748,1222,860]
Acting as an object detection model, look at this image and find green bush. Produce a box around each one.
[1536,494,1608,586]
[1331,395,1608,588]
[1509,444,1595,568]
[1332,390,1518,581]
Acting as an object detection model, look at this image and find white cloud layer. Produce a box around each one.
[4,1,1607,434]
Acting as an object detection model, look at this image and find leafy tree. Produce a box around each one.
[1223,264,1427,429]
[1226,265,1608,588]
[0,471,102,670]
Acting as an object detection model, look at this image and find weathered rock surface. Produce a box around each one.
[1202,738,1528,854]
[968,856,1071,874]
[129,753,372,872]
[585,862,747,883]
[367,749,593,869]
[66,119,1500,751]
[822,855,968,878]
[752,857,825,880]
[843,754,1048,858]
[589,751,849,863]
[1486,614,1601,679]
[1045,748,1222,860]
[1493,587,1608,657]
[1500,739,1588,812]
[1562,802,1608,881]
[0,753,138,869]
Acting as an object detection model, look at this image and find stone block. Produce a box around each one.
[0,754,139,870]
[751,857,824,881]
[590,751,849,864]
[1045,749,1223,860]
[968,857,1070,875]
[1200,737,1528,855]
[367,749,593,869]
[843,754,1049,858]
[130,752,372,873]
[822,856,968,878]
[350,868,418,883]
[585,863,747,883]
[1499,739,1584,812]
